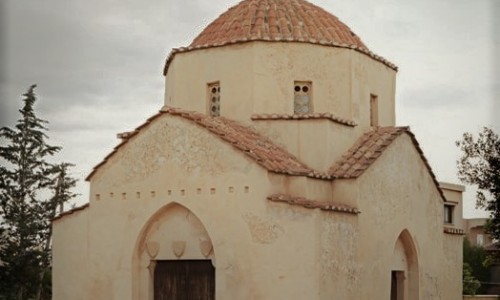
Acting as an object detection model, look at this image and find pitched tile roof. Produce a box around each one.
[329,126,446,201]
[86,107,314,181]
[268,193,359,214]
[85,112,444,201]
[251,112,357,127]
[329,127,408,178]
[163,0,397,75]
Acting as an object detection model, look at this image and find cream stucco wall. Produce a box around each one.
[166,42,396,127]
[441,182,466,229]
[330,134,462,299]
[54,115,346,300]
[52,208,89,300]
[165,42,396,170]
[53,115,463,299]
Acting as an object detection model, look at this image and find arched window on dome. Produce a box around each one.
[207,82,220,117]
[294,81,312,114]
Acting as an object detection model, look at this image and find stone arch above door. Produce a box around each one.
[132,202,215,300]
[391,229,419,300]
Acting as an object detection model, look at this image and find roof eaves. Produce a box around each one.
[251,112,357,127]
[267,193,360,214]
[162,40,398,76]
[443,227,465,235]
[405,130,447,202]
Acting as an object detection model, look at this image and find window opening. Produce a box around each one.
[477,234,484,246]
[294,81,312,114]
[444,204,454,224]
[208,82,220,117]
[370,94,379,126]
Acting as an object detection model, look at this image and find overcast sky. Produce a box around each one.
[1,0,498,218]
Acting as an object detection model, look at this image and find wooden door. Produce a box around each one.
[154,260,215,300]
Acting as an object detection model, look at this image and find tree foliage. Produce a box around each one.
[463,262,482,295]
[457,127,500,249]
[463,239,490,294]
[0,85,77,300]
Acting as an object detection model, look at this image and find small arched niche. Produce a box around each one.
[390,229,419,300]
[132,202,215,300]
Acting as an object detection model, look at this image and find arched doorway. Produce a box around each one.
[132,203,216,300]
[390,229,419,300]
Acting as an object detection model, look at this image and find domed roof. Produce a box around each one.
[190,0,367,50]
[163,0,397,75]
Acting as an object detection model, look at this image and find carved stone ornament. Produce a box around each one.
[173,241,186,258]
[147,260,157,277]
[200,240,213,257]
[146,241,160,259]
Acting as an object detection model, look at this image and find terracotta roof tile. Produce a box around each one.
[163,0,397,75]
[85,112,444,203]
[329,126,446,201]
[329,127,408,178]
[251,112,357,126]
[86,107,314,181]
[267,193,359,214]
[443,227,465,235]
[168,108,319,176]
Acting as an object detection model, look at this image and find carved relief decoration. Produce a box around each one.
[242,212,284,244]
[172,241,186,258]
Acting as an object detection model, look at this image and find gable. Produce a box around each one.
[329,126,445,201]
[86,107,313,185]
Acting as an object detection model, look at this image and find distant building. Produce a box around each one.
[52,1,465,299]
[464,218,493,248]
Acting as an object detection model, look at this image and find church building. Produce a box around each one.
[52,0,464,299]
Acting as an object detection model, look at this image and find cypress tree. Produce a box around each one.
[0,85,77,300]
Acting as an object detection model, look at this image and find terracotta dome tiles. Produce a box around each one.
[163,0,397,75]
[190,0,366,48]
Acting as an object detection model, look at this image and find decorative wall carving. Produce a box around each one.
[172,241,186,258]
[200,240,213,257]
[146,241,159,259]
[242,213,284,244]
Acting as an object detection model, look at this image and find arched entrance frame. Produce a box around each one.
[391,229,420,300]
[131,202,216,300]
